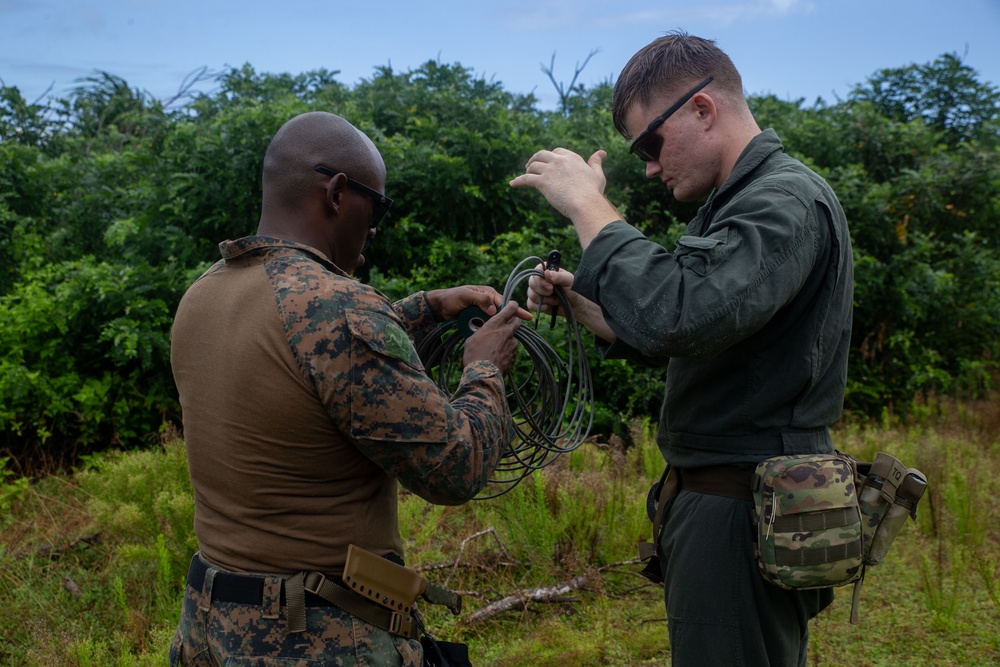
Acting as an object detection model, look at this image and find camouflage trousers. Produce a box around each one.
[658,491,834,667]
[169,553,422,666]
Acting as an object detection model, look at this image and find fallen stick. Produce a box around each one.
[461,574,590,626]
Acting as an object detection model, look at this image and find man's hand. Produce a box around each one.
[463,301,523,375]
[509,148,621,248]
[426,285,501,321]
[527,266,617,343]
[426,286,532,323]
[527,264,577,319]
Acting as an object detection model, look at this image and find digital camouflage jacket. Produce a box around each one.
[171,236,513,576]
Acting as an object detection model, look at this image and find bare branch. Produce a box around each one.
[162,66,218,109]
[443,527,514,587]
[540,49,601,112]
[8,531,102,560]
[461,573,591,626]
[541,53,565,102]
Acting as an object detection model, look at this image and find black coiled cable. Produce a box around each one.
[416,256,594,499]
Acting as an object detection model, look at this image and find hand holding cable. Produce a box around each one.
[417,254,595,498]
[462,301,522,375]
[527,263,617,343]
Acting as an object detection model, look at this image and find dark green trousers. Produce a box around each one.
[659,490,834,666]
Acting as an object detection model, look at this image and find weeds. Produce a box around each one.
[0,456,29,525]
[1,406,998,666]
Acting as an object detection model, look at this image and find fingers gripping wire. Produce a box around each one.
[415,254,595,499]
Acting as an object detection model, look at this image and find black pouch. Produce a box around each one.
[637,465,675,584]
[421,635,472,667]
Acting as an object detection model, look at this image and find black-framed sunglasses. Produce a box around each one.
[629,76,714,163]
[314,165,393,228]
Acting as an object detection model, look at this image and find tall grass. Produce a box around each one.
[1,403,997,666]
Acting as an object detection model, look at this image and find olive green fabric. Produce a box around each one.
[574,129,853,469]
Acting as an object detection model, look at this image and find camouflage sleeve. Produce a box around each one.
[343,307,512,504]
[391,291,439,339]
[272,261,511,504]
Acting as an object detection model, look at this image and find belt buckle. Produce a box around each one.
[303,571,326,596]
[388,610,414,638]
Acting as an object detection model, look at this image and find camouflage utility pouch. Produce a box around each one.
[856,452,928,566]
[752,453,866,618]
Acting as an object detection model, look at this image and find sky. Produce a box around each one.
[2,0,999,112]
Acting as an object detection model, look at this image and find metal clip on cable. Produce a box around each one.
[545,249,560,330]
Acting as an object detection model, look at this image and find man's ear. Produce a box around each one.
[324,172,349,215]
[692,92,717,128]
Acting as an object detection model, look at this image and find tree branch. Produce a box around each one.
[461,573,591,626]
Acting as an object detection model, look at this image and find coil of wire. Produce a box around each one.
[416,255,594,499]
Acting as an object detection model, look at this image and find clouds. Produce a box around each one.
[590,0,813,29]
[1,0,997,110]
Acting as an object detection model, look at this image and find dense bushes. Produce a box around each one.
[1,54,998,472]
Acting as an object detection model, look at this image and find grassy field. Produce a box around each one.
[1,395,998,666]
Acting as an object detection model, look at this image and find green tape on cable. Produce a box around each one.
[457,305,491,339]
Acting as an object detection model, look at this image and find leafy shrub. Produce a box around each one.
[1,54,999,470]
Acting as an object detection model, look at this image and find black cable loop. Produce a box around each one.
[415,255,595,498]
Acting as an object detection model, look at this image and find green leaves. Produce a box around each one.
[0,257,176,463]
[849,53,1000,147]
[1,53,999,469]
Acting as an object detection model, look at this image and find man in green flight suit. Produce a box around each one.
[512,31,853,666]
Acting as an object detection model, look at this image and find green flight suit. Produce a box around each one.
[574,129,853,666]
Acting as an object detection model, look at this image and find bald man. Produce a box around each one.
[169,111,523,666]
[512,32,853,666]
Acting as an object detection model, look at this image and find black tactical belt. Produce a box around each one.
[676,465,754,502]
[185,554,417,638]
[186,554,338,607]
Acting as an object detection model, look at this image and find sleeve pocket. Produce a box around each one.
[346,309,449,444]
[674,230,737,277]
[346,308,425,372]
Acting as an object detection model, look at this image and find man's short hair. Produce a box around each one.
[611,30,744,138]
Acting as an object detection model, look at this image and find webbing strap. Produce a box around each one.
[772,507,857,533]
[304,571,416,639]
[285,572,307,634]
[774,540,862,566]
[850,568,866,624]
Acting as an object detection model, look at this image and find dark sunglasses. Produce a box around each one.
[629,76,714,162]
[314,165,392,228]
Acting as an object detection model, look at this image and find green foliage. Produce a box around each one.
[848,53,1000,147]
[0,438,192,665]
[850,229,1000,412]
[77,438,197,579]
[0,84,56,148]
[0,456,29,523]
[0,257,178,468]
[1,52,999,471]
